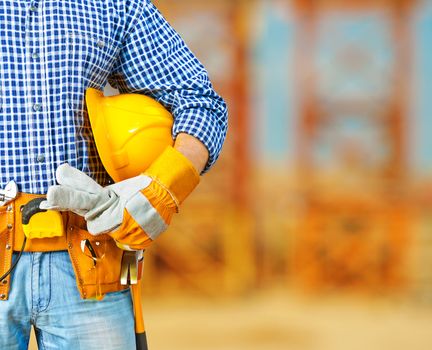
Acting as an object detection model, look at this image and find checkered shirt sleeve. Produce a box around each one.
[108,1,228,173]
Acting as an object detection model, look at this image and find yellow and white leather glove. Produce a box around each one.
[41,146,200,250]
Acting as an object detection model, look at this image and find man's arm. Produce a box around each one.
[107,0,227,173]
[174,133,209,174]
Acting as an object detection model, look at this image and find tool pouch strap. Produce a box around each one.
[0,193,128,300]
[0,195,15,300]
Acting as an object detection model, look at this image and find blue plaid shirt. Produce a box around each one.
[0,0,227,194]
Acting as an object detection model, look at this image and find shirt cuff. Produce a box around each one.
[172,108,227,174]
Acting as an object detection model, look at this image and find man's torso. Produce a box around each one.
[0,0,134,193]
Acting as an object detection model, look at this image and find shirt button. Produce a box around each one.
[31,52,39,59]
[97,40,105,49]
[29,5,37,12]
[33,103,42,112]
[36,154,45,163]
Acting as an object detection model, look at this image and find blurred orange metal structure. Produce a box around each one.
[292,0,414,292]
[143,0,421,296]
[145,0,255,296]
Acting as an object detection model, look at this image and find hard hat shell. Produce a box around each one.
[85,88,174,182]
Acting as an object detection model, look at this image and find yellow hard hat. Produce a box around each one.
[85,88,174,182]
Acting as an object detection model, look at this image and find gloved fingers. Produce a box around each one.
[41,185,102,212]
[86,200,124,235]
[84,189,119,221]
[55,163,103,194]
[108,175,152,200]
[39,199,88,217]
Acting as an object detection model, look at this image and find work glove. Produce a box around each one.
[41,146,200,250]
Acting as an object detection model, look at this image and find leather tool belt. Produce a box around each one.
[0,193,129,300]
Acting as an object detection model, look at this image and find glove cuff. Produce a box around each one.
[143,146,200,205]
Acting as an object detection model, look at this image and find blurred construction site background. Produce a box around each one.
[137,0,432,349]
[32,0,432,349]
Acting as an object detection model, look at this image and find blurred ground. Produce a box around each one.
[30,288,432,350]
[141,289,432,350]
[27,286,432,350]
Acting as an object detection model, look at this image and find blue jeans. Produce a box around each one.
[0,251,136,349]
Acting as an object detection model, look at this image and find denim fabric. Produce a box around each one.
[0,251,135,349]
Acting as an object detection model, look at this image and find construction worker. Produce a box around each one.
[0,0,227,349]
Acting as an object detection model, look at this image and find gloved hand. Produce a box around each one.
[41,146,200,250]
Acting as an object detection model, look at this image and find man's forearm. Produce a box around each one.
[174,133,209,174]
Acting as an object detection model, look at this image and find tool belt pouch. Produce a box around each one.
[67,216,129,300]
[0,194,129,301]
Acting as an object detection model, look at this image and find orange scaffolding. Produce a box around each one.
[145,0,255,296]
[292,0,414,292]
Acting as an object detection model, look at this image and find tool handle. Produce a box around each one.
[21,197,46,224]
[136,332,148,350]
[131,282,148,350]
